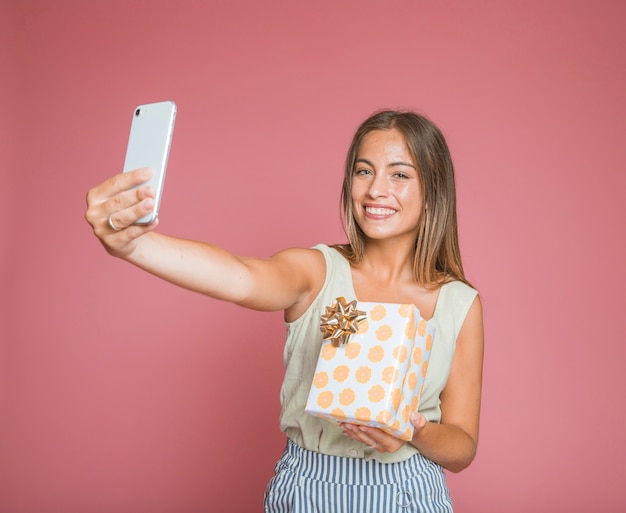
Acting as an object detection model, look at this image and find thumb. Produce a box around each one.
[410,412,427,431]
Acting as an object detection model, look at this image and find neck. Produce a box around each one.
[358,238,416,283]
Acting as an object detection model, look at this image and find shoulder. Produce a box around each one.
[441,280,478,306]
[273,243,350,269]
[272,244,330,265]
[270,245,336,293]
[268,246,326,276]
[437,280,481,334]
[442,279,477,294]
[277,245,331,322]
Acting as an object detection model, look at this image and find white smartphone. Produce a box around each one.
[122,100,177,224]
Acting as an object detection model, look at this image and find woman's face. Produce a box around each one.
[350,128,423,245]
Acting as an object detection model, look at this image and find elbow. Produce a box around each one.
[447,447,477,474]
[446,460,473,474]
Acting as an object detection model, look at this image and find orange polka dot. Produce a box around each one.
[345,342,362,359]
[390,420,401,432]
[356,366,372,384]
[401,428,412,440]
[339,388,356,406]
[404,320,417,339]
[382,366,399,384]
[425,333,433,351]
[355,407,371,422]
[376,409,392,424]
[393,344,408,363]
[317,391,333,409]
[408,372,417,391]
[368,384,386,403]
[321,344,337,360]
[397,304,412,317]
[375,324,393,341]
[401,404,410,422]
[370,304,387,321]
[411,395,419,412]
[333,365,350,382]
[422,360,429,378]
[313,371,329,388]
[391,388,402,411]
[331,408,346,419]
[417,319,427,337]
[368,345,385,362]
[413,347,423,365]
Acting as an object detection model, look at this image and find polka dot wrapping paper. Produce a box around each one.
[305,301,435,441]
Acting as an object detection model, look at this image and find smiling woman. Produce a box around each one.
[84,109,483,512]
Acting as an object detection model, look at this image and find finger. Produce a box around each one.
[360,425,410,453]
[107,214,123,231]
[342,424,380,450]
[104,181,155,217]
[87,167,153,206]
[105,196,155,232]
[87,185,154,235]
[86,168,154,230]
[359,427,383,450]
[409,412,427,431]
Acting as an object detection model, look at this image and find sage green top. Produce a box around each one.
[279,244,478,463]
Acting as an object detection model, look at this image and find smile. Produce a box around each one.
[365,206,396,216]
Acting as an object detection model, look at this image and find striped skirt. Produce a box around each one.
[264,439,453,512]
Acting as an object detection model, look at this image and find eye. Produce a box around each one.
[354,167,373,176]
[392,171,410,179]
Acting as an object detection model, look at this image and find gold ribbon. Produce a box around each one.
[320,297,367,347]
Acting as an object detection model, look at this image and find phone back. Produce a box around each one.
[123,100,176,224]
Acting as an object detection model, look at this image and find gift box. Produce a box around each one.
[305,298,435,441]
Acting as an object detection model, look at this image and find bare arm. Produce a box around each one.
[342,296,484,472]
[85,168,323,313]
[409,295,484,471]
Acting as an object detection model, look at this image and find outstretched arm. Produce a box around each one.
[85,168,323,313]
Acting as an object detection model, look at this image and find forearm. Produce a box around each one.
[410,420,478,473]
[123,231,253,303]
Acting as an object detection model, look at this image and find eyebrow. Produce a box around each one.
[355,157,417,169]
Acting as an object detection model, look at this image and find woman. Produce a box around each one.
[85,110,484,512]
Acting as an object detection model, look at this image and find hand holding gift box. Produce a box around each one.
[305,297,435,441]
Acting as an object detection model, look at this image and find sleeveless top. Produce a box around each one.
[279,244,478,463]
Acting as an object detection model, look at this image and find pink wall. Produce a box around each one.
[2,1,625,512]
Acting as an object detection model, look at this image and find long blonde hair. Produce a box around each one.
[336,110,471,288]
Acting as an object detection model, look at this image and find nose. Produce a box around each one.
[367,173,389,198]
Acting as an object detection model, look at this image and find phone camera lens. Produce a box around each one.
[135,108,141,116]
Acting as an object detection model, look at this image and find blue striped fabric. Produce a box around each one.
[264,440,453,512]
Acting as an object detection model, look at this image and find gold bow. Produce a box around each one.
[320,297,367,347]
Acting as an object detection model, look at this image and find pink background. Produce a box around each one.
[2,1,625,512]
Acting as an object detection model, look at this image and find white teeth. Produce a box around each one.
[366,207,396,216]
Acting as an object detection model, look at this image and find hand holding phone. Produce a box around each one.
[122,100,177,224]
